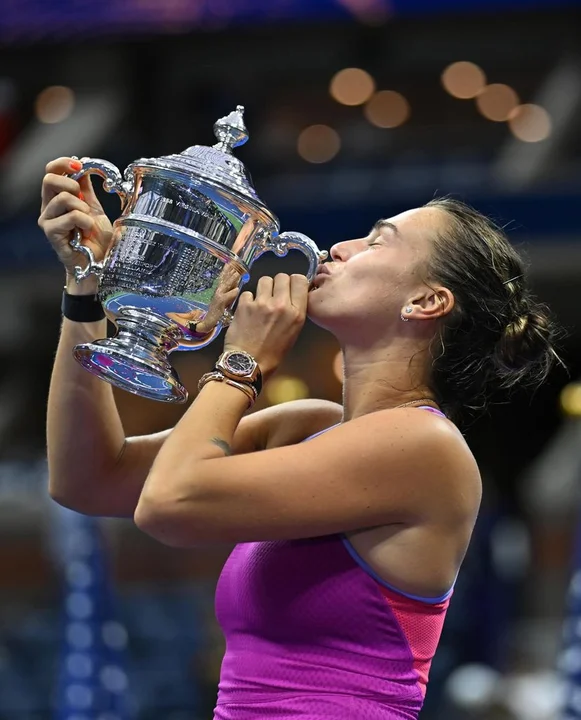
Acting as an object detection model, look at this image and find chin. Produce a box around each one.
[308,296,382,343]
[306,290,324,317]
[307,293,341,333]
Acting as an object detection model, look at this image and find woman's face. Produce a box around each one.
[307,206,448,340]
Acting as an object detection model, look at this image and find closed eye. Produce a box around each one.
[371,219,400,236]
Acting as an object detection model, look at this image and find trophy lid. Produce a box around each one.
[145,106,272,217]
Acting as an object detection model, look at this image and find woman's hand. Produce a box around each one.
[223,273,309,379]
[38,157,114,291]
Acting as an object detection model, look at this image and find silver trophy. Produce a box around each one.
[68,106,327,403]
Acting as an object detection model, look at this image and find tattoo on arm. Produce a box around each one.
[210,437,233,456]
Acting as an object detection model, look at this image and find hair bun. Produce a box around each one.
[500,313,531,362]
[505,313,530,339]
[423,197,565,423]
[494,304,557,387]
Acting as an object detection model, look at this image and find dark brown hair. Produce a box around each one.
[423,197,564,422]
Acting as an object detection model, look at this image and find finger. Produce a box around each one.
[255,276,274,299]
[238,290,254,303]
[290,274,309,313]
[42,210,95,240]
[77,172,100,206]
[41,173,81,213]
[44,157,79,175]
[42,192,91,221]
[272,273,291,303]
[44,156,101,208]
[223,288,239,306]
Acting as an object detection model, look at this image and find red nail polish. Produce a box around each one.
[78,192,85,201]
[69,160,82,171]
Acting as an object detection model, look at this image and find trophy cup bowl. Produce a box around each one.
[68,106,327,403]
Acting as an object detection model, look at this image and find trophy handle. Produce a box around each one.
[257,231,328,281]
[68,157,134,282]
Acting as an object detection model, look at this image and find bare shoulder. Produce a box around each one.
[336,407,482,518]
[302,406,481,518]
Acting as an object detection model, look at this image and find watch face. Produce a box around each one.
[225,352,254,375]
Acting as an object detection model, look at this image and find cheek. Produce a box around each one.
[309,259,404,314]
[340,281,395,318]
[349,267,401,303]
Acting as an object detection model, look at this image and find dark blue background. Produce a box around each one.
[1,0,580,38]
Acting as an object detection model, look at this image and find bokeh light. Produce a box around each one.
[330,68,376,106]
[297,124,341,163]
[364,90,410,128]
[560,382,581,417]
[508,103,552,143]
[336,0,390,26]
[265,376,309,405]
[35,85,75,124]
[441,61,486,99]
[475,83,519,122]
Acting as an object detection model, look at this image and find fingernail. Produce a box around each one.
[69,160,82,171]
[78,192,85,201]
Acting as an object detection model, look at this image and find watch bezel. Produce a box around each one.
[219,350,258,378]
[225,351,255,376]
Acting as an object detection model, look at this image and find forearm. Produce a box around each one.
[47,276,126,506]
[138,381,248,510]
[134,271,309,543]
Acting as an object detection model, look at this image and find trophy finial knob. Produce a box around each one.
[213,105,249,154]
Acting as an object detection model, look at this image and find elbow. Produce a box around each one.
[48,477,96,516]
[134,487,199,548]
[49,489,97,517]
[133,497,171,544]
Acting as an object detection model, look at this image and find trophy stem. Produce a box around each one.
[72,308,188,403]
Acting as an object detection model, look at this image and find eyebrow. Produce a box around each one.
[371,219,400,236]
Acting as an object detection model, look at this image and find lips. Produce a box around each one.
[308,262,334,292]
[309,266,332,292]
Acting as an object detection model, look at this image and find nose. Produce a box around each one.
[329,244,343,262]
[329,238,365,262]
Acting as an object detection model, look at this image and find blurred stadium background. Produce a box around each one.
[1,0,581,718]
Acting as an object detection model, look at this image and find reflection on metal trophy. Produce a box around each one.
[68,106,328,403]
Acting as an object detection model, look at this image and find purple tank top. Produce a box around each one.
[213,407,452,719]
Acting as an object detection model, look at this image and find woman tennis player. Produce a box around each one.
[40,156,560,719]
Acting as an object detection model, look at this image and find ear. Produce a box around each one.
[406,286,454,321]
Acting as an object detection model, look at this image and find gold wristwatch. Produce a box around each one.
[215,350,262,395]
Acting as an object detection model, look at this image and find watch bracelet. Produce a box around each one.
[198,370,257,407]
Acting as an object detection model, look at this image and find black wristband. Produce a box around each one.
[61,289,106,322]
[249,372,263,396]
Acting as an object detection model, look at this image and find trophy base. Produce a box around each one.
[73,341,188,403]
[73,307,188,403]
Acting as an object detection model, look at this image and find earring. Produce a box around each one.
[401,306,412,322]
